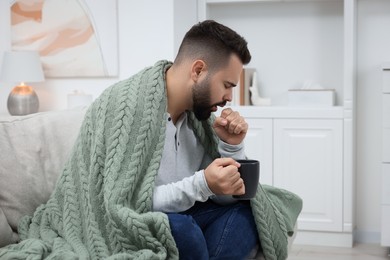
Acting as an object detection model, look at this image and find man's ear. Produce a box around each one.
[191,60,207,82]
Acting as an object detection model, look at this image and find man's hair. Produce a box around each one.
[174,20,251,70]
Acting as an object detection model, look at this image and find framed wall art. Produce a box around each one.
[10,0,118,78]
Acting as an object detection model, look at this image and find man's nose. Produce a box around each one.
[224,88,233,102]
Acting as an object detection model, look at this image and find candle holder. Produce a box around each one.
[1,51,45,116]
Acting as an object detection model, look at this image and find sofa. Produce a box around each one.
[0,107,87,247]
[0,107,295,259]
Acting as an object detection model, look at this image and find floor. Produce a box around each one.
[288,243,389,260]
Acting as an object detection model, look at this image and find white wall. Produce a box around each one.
[0,0,388,245]
[0,0,11,113]
[0,0,176,114]
[173,0,198,54]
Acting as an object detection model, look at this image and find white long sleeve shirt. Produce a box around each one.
[152,112,246,213]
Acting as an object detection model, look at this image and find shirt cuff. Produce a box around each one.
[198,170,214,197]
[218,140,246,159]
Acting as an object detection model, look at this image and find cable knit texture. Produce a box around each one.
[0,60,302,260]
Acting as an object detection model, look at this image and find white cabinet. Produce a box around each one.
[274,119,343,232]
[381,65,390,247]
[245,117,344,232]
[229,106,349,246]
[244,118,273,185]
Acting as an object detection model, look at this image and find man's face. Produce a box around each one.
[192,54,243,121]
[192,76,226,121]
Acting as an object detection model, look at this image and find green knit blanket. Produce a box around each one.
[0,60,302,260]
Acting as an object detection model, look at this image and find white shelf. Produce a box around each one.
[382,63,390,70]
[203,0,341,4]
[200,0,347,106]
[221,105,344,119]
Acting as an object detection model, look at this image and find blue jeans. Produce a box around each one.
[167,200,259,260]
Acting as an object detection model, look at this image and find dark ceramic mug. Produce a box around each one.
[233,159,260,200]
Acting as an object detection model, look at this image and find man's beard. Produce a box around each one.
[192,78,226,121]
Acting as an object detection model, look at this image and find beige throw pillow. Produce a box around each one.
[0,107,86,247]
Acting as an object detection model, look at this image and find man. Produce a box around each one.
[153,20,257,259]
[0,20,301,260]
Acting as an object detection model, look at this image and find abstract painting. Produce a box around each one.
[10,0,118,77]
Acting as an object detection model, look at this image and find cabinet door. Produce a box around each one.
[244,118,273,186]
[274,119,343,232]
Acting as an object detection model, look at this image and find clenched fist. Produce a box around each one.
[204,158,245,196]
[213,108,248,145]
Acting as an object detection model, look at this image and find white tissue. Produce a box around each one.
[288,80,335,106]
[300,80,323,90]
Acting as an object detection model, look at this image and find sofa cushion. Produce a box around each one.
[0,107,86,247]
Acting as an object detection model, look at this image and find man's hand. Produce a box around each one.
[204,158,245,196]
[213,108,248,145]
